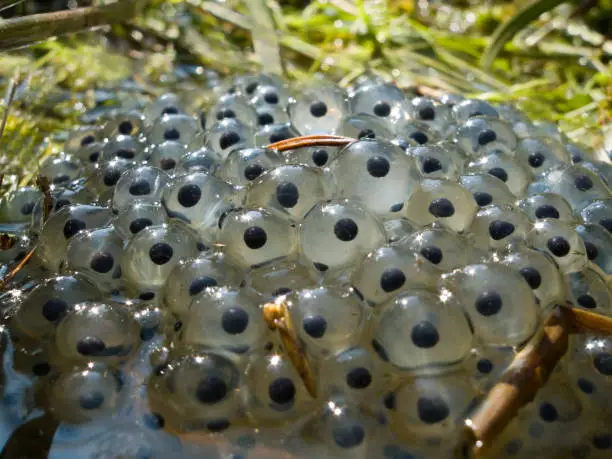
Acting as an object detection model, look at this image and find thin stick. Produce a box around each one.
[35,175,52,222]
[0,245,36,291]
[562,305,612,334]
[267,135,355,152]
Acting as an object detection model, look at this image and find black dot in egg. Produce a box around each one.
[63,219,86,239]
[309,101,327,118]
[258,113,274,125]
[488,167,508,182]
[477,358,494,374]
[20,202,34,215]
[79,392,105,410]
[55,199,70,211]
[380,268,406,293]
[129,179,151,196]
[367,155,390,177]
[161,107,179,116]
[130,218,153,234]
[219,131,241,150]
[81,135,95,146]
[243,226,267,249]
[577,294,597,309]
[478,129,497,145]
[390,202,403,212]
[411,321,439,348]
[547,236,571,257]
[217,108,236,120]
[334,218,359,241]
[196,376,227,404]
[149,242,174,265]
[374,101,391,117]
[173,320,182,331]
[52,174,70,185]
[539,402,558,422]
[163,128,181,141]
[116,149,135,160]
[42,298,68,321]
[420,246,443,264]
[269,132,291,143]
[273,287,292,297]
[535,204,560,219]
[594,352,612,375]
[244,163,265,181]
[140,326,156,341]
[32,362,51,376]
[268,377,295,404]
[246,82,258,94]
[592,434,612,450]
[473,191,493,207]
[118,121,133,135]
[419,106,436,120]
[313,262,329,272]
[332,423,365,448]
[428,198,455,218]
[276,182,299,208]
[207,419,230,432]
[312,149,328,166]
[384,392,396,410]
[189,276,218,295]
[90,251,114,273]
[421,156,442,173]
[528,152,545,168]
[504,439,522,456]
[143,413,165,430]
[574,175,593,191]
[89,152,99,163]
[577,378,596,394]
[177,184,202,207]
[346,367,372,389]
[417,396,449,424]
[410,131,428,144]
[599,218,612,234]
[221,307,249,334]
[160,158,176,170]
[76,336,106,356]
[488,220,515,240]
[303,315,327,338]
[104,169,122,187]
[519,267,542,289]
[264,92,279,104]
[585,242,599,260]
[475,291,503,316]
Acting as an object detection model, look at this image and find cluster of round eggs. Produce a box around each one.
[1,72,612,459]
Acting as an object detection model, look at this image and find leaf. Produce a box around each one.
[244,0,284,76]
[481,0,575,70]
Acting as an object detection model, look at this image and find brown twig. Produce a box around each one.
[35,175,52,222]
[0,245,35,291]
[0,233,16,250]
[267,135,355,153]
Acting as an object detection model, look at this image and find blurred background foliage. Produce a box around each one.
[0,0,611,181]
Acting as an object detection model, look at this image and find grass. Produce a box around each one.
[0,0,611,184]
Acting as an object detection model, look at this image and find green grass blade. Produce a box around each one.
[481,0,573,70]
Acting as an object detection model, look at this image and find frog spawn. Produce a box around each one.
[0,73,611,459]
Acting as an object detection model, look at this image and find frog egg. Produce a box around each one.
[497,103,530,124]
[30,185,97,235]
[566,142,595,164]
[175,146,223,176]
[469,346,515,392]
[245,257,313,301]
[0,186,41,223]
[459,173,516,208]
[64,125,104,155]
[112,201,168,241]
[452,99,499,123]
[89,158,136,201]
[527,219,587,274]
[288,84,349,135]
[439,92,465,107]
[350,244,440,306]
[567,264,612,315]
[286,285,366,358]
[404,179,478,232]
[100,134,148,163]
[518,193,574,222]
[407,144,463,180]
[12,274,102,340]
[148,140,187,173]
[576,223,612,275]
[255,104,291,128]
[393,120,440,147]
[44,364,124,423]
[338,113,394,140]
[467,152,532,196]
[74,139,106,171]
[245,164,331,221]
[62,227,124,292]
[250,83,291,109]
[371,289,473,372]
[349,81,409,125]
[284,145,342,169]
[147,348,243,432]
[181,286,268,354]
[218,147,282,186]
[206,92,258,128]
[102,109,145,138]
[37,204,113,271]
[206,118,255,160]
[440,263,539,346]
[392,371,478,441]
[254,122,300,147]
[382,217,417,244]
[112,166,169,213]
[541,164,611,212]
[580,199,612,236]
[500,244,566,308]
[162,252,243,316]
[516,137,570,177]
[403,226,480,271]
[469,204,531,250]
[243,347,316,425]
[143,92,186,126]
[54,301,141,366]
[454,117,518,157]
[581,159,612,188]
[299,199,386,274]
[122,222,201,290]
[147,113,201,145]
[39,153,83,187]
[163,171,241,244]
[407,97,452,135]
[0,233,30,264]
[330,139,421,217]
